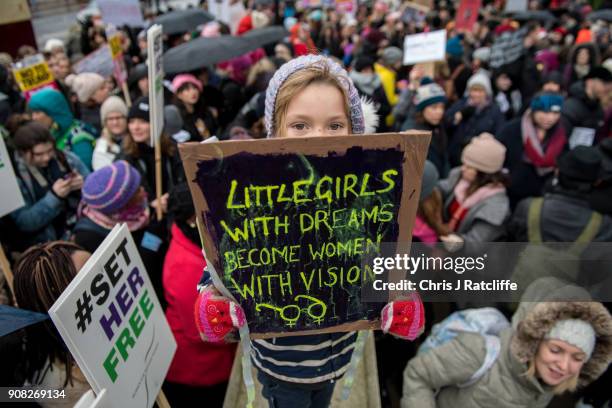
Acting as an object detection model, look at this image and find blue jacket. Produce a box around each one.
[11,150,90,245]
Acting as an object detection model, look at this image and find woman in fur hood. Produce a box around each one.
[401,277,611,408]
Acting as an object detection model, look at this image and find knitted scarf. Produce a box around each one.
[521,110,567,176]
[81,199,150,231]
[449,179,505,231]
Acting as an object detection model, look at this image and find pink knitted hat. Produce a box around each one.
[171,74,203,93]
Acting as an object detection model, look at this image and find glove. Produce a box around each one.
[194,286,246,343]
[381,292,425,341]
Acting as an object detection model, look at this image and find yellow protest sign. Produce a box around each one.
[13,60,54,92]
[109,34,123,59]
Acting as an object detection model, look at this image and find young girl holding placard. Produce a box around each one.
[194,55,425,408]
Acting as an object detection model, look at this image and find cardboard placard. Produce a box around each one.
[49,224,176,408]
[179,132,431,338]
[490,27,526,69]
[146,25,164,146]
[74,45,114,78]
[403,30,447,65]
[455,0,482,31]
[0,135,25,218]
[98,0,145,27]
[12,54,57,100]
[0,0,31,26]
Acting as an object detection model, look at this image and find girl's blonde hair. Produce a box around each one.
[273,63,351,138]
[524,358,579,395]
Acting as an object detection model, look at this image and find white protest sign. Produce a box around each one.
[98,0,145,27]
[75,45,114,78]
[403,30,447,65]
[49,224,176,408]
[569,127,596,149]
[505,0,528,12]
[0,135,25,217]
[147,25,164,147]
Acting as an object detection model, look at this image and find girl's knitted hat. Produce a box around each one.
[265,55,365,138]
[82,160,142,215]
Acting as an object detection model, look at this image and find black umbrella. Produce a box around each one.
[164,35,256,74]
[509,10,557,23]
[242,26,289,48]
[587,9,612,22]
[153,9,215,36]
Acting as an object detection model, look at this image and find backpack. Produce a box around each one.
[418,307,510,387]
[511,197,602,300]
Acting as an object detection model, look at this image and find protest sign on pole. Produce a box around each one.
[179,132,431,338]
[147,24,164,221]
[0,132,21,289]
[11,54,58,100]
[490,27,527,69]
[403,30,447,65]
[455,0,482,31]
[0,134,25,221]
[49,224,176,408]
[106,26,131,107]
[74,45,115,78]
[98,0,145,28]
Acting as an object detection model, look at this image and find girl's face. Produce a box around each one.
[275,44,291,61]
[535,339,586,386]
[177,83,200,106]
[282,83,350,138]
[423,103,445,126]
[496,74,512,92]
[576,48,590,65]
[128,118,151,143]
[533,111,560,130]
[92,81,111,104]
[138,77,149,96]
[461,164,478,183]
[31,111,54,129]
[105,112,127,136]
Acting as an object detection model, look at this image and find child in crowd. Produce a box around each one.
[194,55,425,408]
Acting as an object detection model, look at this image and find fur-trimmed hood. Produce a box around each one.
[510,278,612,387]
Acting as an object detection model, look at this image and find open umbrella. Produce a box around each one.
[164,35,256,74]
[242,26,289,48]
[509,10,557,23]
[587,9,612,22]
[153,9,215,36]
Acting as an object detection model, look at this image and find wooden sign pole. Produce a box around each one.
[122,82,132,107]
[0,245,14,296]
[156,390,171,408]
[154,137,163,221]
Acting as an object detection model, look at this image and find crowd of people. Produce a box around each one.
[1,0,612,407]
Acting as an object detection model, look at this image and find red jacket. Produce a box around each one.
[163,224,236,386]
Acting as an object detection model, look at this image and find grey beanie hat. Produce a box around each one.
[545,319,597,360]
[381,46,403,66]
[420,160,439,201]
[264,55,365,138]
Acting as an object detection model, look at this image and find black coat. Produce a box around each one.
[561,81,605,138]
[497,117,567,209]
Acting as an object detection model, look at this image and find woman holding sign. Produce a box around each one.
[194,55,426,408]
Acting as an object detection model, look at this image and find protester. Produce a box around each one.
[498,93,567,209]
[562,65,612,140]
[445,72,505,166]
[507,146,612,243]
[563,43,601,90]
[162,183,236,407]
[401,80,449,177]
[28,88,96,169]
[437,133,510,252]
[401,278,612,408]
[171,74,217,141]
[13,241,92,406]
[493,69,522,120]
[349,55,390,133]
[194,55,425,408]
[92,96,128,170]
[10,121,89,247]
[65,72,110,133]
[118,97,184,216]
[590,138,612,215]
